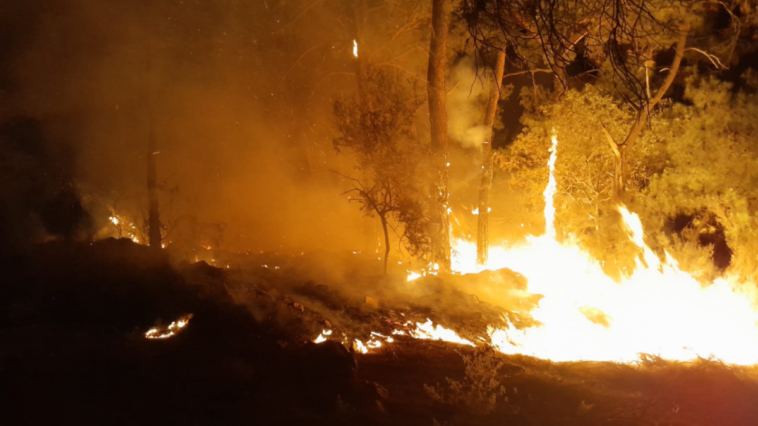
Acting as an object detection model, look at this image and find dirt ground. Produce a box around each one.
[2,239,757,425]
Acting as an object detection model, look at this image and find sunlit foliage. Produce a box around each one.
[498,72,758,283]
[641,75,758,283]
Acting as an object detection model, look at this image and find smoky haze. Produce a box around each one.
[0,0,522,259]
[0,0,373,253]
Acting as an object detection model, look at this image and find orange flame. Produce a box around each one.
[454,132,758,364]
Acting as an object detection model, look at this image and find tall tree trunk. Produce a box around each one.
[427,0,451,271]
[146,53,161,249]
[476,49,506,265]
[380,214,390,275]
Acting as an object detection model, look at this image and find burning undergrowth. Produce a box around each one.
[217,247,537,354]
[3,236,758,425]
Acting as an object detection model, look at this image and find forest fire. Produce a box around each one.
[410,133,758,365]
[7,0,758,424]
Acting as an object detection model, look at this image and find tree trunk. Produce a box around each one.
[146,53,161,250]
[476,49,506,265]
[612,25,689,199]
[380,214,390,275]
[427,0,451,271]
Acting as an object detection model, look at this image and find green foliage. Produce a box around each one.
[641,75,758,282]
[499,72,758,283]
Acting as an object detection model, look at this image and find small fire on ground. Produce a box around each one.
[145,314,193,340]
[312,319,474,354]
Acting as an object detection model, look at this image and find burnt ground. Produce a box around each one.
[2,239,758,425]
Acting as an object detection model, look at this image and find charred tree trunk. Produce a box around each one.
[476,49,506,265]
[427,0,451,271]
[146,54,161,250]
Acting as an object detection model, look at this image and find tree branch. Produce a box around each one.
[685,47,727,69]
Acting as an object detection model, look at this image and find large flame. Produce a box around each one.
[316,132,758,363]
[450,132,758,365]
[542,132,559,239]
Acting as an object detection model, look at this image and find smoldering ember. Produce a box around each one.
[5,1,758,425]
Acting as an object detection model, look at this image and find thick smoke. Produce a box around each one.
[446,58,491,149]
[0,0,369,253]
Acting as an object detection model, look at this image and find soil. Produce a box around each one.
[2,239,757,425]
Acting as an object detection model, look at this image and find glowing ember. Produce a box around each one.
[313,329,332,343]
[407,271,422,282]
[352,39,358,57]
[108,211,142,244]
[354,339,368,354]
[311,331,397,354]
[371,331,394,343]
[144,314,193,340]
[452,132,758,364]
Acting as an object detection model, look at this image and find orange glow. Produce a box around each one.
[449,132,758,364]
